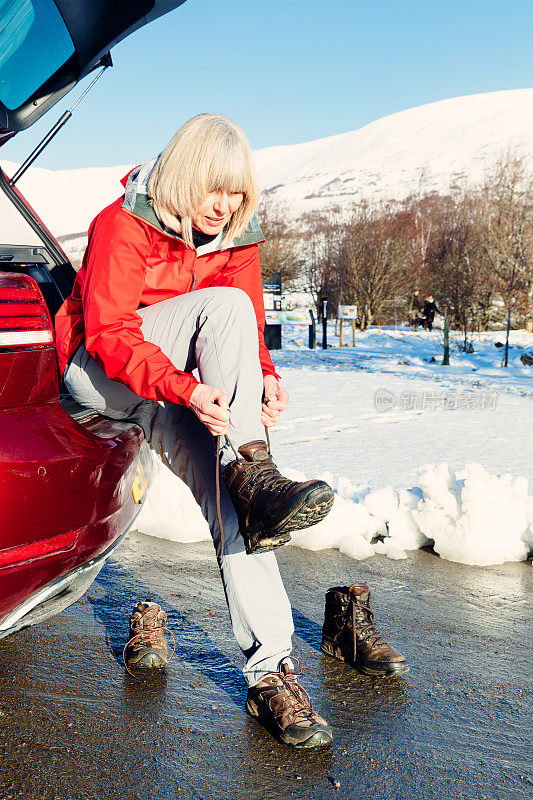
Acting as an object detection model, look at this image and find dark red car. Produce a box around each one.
[0,0,186,639]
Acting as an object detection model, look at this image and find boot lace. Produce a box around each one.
[237,459,289,492]
[123,608,176,677]
[258,658,317,725]
[352,600,387,648]
[215,428,278,553]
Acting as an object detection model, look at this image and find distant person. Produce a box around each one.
[421,295,441,331]
[408,289,423,330]
[55,113,339,749]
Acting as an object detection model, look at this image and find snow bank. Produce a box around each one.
[133,452,532,567]
[413,463,531,565]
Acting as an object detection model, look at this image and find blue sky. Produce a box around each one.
[3,0,532,169]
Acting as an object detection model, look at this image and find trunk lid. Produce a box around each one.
[0,0,187,140]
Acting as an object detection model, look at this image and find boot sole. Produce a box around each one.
[244,483,334,554]
[321,639,409,677]
[246,698,333,748]
[244,531,292,554]
[125,648,168,670]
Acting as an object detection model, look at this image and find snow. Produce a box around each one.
[133,325,533,568]
[254,89,533,215]
[134,454,210,544]
[2,89,532,236]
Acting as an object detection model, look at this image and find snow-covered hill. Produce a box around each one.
[1,89,532,237]
[255,88,533,213]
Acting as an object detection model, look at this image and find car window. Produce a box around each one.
[0,0,75,110]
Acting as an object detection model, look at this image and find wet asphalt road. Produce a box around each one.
[0,532,531,800]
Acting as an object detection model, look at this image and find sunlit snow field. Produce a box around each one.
[134,325,533,568]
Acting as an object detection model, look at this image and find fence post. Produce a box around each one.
[321,297,328,349]
[443,313,450,366]
[308,309,316,349]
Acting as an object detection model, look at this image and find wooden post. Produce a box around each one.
[442,312,450,365]
[352,318,356,346]
[339,319,343,347]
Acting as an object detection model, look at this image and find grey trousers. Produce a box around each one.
[64,287,294,686]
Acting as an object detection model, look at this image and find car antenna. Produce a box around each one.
[9,53,113,186]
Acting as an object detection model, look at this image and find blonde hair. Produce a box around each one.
[148,113,261,247]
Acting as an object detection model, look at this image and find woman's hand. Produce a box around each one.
[190,383,230,436]
[261,375,289,428]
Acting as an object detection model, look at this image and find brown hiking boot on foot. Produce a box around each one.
[124,601,170,670]
[321,584,409,677]
[224,440,334,554]
[246,658,333,748]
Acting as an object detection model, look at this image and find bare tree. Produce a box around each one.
[339,203,411,329]
[300,208,344,318]
[425,186,489,348]
[256,199,304,285]
[481,152,533,366]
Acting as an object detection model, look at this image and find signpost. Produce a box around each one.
[262,272,282,348]
[338,304,358,347]
[262,272,282,310]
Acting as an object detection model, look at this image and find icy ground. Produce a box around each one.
[134,325,533,567]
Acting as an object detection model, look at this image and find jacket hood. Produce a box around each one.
[121,156,264,252]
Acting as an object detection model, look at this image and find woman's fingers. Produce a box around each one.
[264,397,284,411]
[260,379,289,430]
[262,412,279,428]
[190,383,230,435]
[200,416,229,436]
[211,387,230,412]
[205,403,230,424]
[199,408,230,435]
[261,400,280,428]
[262,400,281,417]
[277,385,290,411]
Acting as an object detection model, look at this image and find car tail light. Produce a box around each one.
[0,529,80,568]
[0,273,54,348]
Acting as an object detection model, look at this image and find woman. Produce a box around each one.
[55,113,334,748]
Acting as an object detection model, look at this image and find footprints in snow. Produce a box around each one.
[273,410,421,445]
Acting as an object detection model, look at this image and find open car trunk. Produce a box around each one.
[0,162,153,640]
[0,0,187,138]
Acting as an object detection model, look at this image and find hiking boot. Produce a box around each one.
[124,601,170,670]
[224,440,334,554]
[321,584,409,677]
[246,658,333,748]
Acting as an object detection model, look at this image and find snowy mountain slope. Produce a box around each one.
[0,162,130,240]
[1,88,532,237]
[254,89,533,213]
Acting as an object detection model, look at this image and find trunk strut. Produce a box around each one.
[9,55,112,186]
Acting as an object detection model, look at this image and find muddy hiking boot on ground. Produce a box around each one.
[321,583,409,677]
[246,658,333,748]
[224,440,334,554]
[123,601,172,670]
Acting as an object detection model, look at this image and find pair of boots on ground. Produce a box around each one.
[124,584,408,750]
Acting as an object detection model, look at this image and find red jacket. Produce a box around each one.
[55,162,277,407]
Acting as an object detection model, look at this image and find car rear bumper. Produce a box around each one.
[0,505,143,640]
[0,394,153,634]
